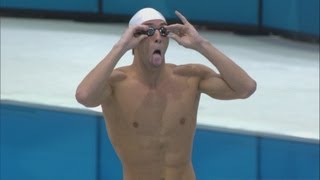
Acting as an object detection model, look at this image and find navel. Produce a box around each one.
[132,121,139,128]
[179,117,186,125]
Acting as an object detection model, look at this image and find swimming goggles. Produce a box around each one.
[135,27,169,37]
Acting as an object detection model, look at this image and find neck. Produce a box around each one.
[133,55,165,88]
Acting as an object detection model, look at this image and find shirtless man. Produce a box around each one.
[76,8,256,180]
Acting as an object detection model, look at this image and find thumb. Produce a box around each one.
[137,34,148,41]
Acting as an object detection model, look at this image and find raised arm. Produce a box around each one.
[75,25,148,107]
[167,11,256,100]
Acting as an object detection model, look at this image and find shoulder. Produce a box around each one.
[109,66,129,84]
[171,63,218,79]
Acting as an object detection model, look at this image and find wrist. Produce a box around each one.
[113,41,129,55]
[194,37,210,52]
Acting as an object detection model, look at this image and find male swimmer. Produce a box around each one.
[76,7,256,180]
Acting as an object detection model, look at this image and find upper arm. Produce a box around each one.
[173,64,237,100]
[85,69,126,107]
[197,65,238,100]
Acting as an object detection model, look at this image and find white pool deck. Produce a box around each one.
[1,17,319,142]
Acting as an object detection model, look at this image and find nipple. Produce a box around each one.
[132,121,139,128]
[180,118,186,125]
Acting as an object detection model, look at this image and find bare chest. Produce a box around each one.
[105,77,200,136]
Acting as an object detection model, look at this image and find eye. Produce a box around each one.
[146,27,155,36]
[159,27,169,36]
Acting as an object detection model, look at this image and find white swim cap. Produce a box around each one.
[129,8,166,26]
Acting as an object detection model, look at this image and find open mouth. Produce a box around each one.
[153,49,161,55]
[151,49,163,67]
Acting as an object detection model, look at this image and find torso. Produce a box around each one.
[101,64,201,180]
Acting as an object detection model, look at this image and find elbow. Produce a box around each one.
[239,80,257,99]
[75,89,90,107]
[75,88,99,107]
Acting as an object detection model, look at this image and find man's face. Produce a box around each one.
[135,20,169,68]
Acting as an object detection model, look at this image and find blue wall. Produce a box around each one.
[102,0,259,26]
[1,0,319,37]
[0,0,98,13]
[263,0,319,36]
[1,101,319,179]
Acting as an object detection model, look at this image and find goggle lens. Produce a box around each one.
[146,27,169,37]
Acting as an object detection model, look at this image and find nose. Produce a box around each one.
[154,30,162,44]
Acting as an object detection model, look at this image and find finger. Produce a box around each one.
[133,25,149,37]
[137,34,148,41]
[135,24,149,31]
[165,24,184,35]
[133,30,148,39]
[133,25,149,34]
[165,24,184,31]
[175,10,189,25]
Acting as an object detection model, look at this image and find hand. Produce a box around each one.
[165,11,205,50]
[116,25,149,52]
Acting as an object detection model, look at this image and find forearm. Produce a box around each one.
[167,10,255,98]
[196,39,256,97]
[76,43,127,107]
